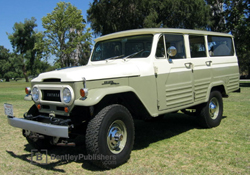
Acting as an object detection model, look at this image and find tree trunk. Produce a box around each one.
[24,73,29,82]
[248,66,250,78]
[22,64,29,82]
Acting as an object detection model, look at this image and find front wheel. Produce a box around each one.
[197,91,223,128]
[85,104,134,169]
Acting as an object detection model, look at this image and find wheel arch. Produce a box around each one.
[74,86,152,120]
[93,91,152,120]
[211,85,227,96]
[206,82,227,102]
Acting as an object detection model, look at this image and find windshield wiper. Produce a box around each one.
[105,54,124,62]
[123,49,144,61]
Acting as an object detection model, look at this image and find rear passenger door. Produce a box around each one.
[188,35,212,103]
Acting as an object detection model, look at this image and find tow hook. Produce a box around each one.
[57,140,75,147]
[29,134,45,139]
[23,130,45,141]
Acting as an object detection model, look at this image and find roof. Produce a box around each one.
[94,28,233,42]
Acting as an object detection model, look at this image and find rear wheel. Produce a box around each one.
[85,104,134,169]
[197,91,223,128]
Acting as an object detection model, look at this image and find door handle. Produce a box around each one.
[185,62,193,72]
[185,62,193,69]
[206,61,212,66]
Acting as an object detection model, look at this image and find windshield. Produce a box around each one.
[91,35,153,61]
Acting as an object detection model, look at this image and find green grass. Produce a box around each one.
[0,81,250,174]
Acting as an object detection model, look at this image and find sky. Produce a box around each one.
[0,0,93,52]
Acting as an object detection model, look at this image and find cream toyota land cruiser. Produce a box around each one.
[5,28,240,169]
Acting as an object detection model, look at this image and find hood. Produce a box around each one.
[32,62,140,82]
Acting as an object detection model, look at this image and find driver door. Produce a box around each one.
[154,34,194,111]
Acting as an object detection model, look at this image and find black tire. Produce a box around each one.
[23,105,54,150]
[85,104,134,169]
[197,91,223,128]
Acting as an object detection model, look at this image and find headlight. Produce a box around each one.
[63,88,71,103]
[32,87,39,101]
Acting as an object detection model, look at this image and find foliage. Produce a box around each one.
[207,0,250,75]
[42,2,92,67]
[224,0,250,75]
[206,0,226,32]
[7,17,43,82]
[0,46,22,81]
[87,0,210,36]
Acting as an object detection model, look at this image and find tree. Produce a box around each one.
[42,2,92,67]
[8,17,42,82]
[207,0,250,76]
[0,46,22,82]
[87,0,211,36]
[206,0,227,31]
[224,0,250,76]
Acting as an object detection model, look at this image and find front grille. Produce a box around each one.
[42,90,61,102]
[43,78,61,82]
[42,105,50,109]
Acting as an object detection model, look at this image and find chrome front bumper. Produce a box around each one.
[7,116,69,138]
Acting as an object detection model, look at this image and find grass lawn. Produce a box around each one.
[0,80,249,174]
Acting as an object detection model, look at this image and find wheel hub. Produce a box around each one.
[107,120,127,154]
[109,127,123,149]
[209,97,219,119]
[209,102,216,113]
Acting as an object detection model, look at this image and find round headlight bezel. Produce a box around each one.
[32,87,39,101]
[63,88,72,103]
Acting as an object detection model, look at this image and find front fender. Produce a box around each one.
[74,86,136,106]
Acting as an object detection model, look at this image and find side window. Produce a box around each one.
[164,34,186,59]
[156,35,165,58]
[208,36,234,56]
[189,35,206,58]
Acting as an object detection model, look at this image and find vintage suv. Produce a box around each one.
[6,28,240,169]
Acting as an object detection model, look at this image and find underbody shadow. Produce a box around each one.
[133,113,197,150]
[6,112,226,172]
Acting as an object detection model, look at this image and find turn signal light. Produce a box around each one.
[64,107,69,113]
[37,104,41,110]
[80,88,88,98]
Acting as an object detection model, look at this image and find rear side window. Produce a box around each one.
[208,36,234,56]
[189,35,206,58]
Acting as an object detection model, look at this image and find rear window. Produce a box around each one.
[208,36,234,56]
